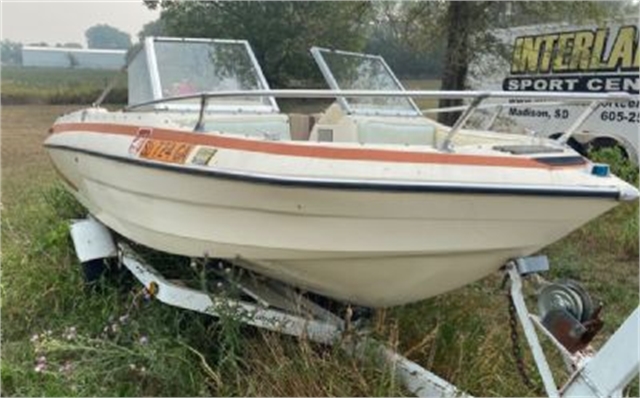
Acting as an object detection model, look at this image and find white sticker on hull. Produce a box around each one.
[190,147,218,166]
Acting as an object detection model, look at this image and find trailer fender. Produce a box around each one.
[70,217,117,263]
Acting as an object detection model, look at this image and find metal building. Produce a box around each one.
[22,46,126,70]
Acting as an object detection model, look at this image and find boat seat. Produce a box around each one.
[309,109,438,147]
[353,117,437,146]
[199,113,291,140]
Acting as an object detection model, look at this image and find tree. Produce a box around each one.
[438,2,478,126]
[1,40,22,65]
[144,1,373,87]
[138,19,166,42]
[85,24,132,50]
[400,1,617,125]
[364,3,445,79]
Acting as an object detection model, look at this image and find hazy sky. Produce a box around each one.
[1,1,160,47]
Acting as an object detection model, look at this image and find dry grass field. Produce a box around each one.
[2,106,75,181]
[1,104,638,396]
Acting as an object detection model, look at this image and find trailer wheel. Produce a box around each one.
[81,257,131,291]
[82,258,107,285]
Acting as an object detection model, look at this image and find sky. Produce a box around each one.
[0,0,160,47]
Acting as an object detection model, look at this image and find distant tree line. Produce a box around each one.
[1,23,132,67]
[85,24,132,50]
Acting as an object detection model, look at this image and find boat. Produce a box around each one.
[44,37,639,308]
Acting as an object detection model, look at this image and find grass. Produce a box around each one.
[1,66,127,105]
[1,105,638,396]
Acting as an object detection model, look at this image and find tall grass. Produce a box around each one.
[579,146,639,260]
[1,182,405,396]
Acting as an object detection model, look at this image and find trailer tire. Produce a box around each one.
[82,258,107,285]
[81,257,131,292]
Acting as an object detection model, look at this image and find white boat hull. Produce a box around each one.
[41,37,639,309]
[47,143,619,307]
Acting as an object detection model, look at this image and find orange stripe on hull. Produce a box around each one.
[51,122,562,169]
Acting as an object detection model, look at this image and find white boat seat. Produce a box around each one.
[354,117,437,146]
[198,114,291,140]
[309,111,438,147]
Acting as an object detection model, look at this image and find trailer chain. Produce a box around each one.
[506,293,542,394]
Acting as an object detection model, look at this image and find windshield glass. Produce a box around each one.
[152,39,274,110]
[311,48,420,116]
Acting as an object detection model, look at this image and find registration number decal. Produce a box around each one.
[129,128,152,155]
[139,139,194,164]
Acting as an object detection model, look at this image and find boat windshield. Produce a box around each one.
[129,37,278,113]
[310,47,421,116]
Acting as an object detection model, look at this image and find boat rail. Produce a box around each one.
[123,89,634,151]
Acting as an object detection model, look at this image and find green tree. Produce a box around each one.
[144,1,373,87]
[1,40,22,65]
[85,24,132,50]
[138,19,166,42]
[364,3,445,79]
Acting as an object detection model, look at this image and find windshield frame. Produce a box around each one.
[310,47,422,117]
[138,36,279,114]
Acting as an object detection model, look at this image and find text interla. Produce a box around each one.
[510,25,639,74]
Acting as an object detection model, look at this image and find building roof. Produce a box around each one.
[22,46,126,55]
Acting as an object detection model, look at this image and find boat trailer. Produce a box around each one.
[70,217,639,397]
